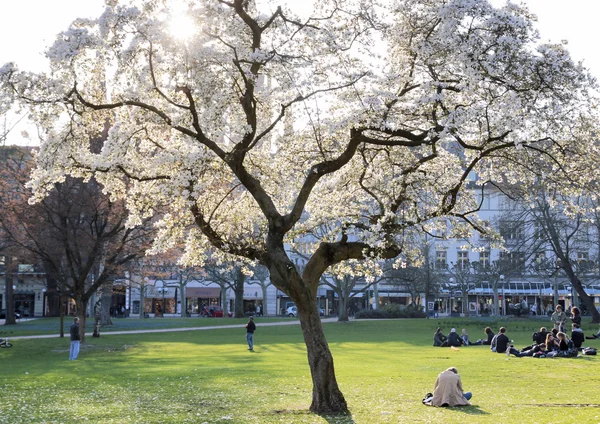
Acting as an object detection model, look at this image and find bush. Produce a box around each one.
[355,304,427,319]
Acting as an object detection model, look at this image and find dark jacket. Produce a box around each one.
[495,333,510,353]
[70,322,80,341]
[558,339,569,351]
[571,314,582,326]
[571,328,585,348]
[482,331,495,345]
[447,331,463,347]
[433,332,447,347]
[532,330,549,345]
[246,320,256,334]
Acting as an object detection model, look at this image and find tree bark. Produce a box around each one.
[233,269,245,318]
[100,283,113,326]
[75,297,87,343]
[3,271,16,325]
[337,291,349,322]
[563,267,600,323]
[298,303,347,413]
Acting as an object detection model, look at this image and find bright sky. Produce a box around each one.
[1,0,599,144]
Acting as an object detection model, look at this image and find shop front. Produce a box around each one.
[185,286,222,315]
[143,287,177,316]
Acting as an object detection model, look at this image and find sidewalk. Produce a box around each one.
[3,317,339,340]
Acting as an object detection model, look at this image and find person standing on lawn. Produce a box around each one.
[245,316,256,351]
[551,305,567,333]
[69,317,81,360]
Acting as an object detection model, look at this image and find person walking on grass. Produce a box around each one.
[245,316,256,351]
[69,317,81,360]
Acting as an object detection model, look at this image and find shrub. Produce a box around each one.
[355,304,427,319]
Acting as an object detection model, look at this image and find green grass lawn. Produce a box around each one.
[1,317,600,423]
[0,316,290,337]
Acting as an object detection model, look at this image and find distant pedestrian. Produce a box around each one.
[245,316,256,351]
[69,317,81,360]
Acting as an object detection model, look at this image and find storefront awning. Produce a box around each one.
[186,287,221,298]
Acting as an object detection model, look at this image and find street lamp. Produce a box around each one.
[500,275,505,316]
[449,277,455,315]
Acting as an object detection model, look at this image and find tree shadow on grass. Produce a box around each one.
[455,404,489,415]
[269,409,356,423]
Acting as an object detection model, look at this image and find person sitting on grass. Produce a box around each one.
[585,326,600,340]
[556,332,570,351]
[423,367,471,407]
[532,327,550,345]
[461,329,470,346]
[433,327,448,347]
[473,327,495,346]
[545,332,560,352]
[494,327,522,357]
[447,328,463,347]
[571,323,585,349]
[519,343,546,357]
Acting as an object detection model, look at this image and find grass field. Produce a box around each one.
[1,317,600,423]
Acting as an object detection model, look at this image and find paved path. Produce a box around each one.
[3,317,340,340]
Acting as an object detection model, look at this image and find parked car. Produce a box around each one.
[0,310,21,319]
[286,306,325,317]
[200,306,232,318]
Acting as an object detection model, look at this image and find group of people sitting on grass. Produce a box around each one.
[433,304,600,357]
[433,326,494,347]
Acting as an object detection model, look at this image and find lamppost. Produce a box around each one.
[449,277,455,315]
[500,275,505,316]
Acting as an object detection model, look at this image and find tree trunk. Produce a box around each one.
[180,283,187,318]
[298,304,348,414]
[139,284,146,319]
[493,285,499,316]
[100,283,113,326]
[261,284,269,316]
[222,288,229,318]
[564,268,600,323]
[75,297,87,343]
[233,269,245,318]
[337,291,349,322]
[3,271,16,325]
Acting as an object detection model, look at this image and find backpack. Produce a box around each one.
[583,347,597,356]
[532,351,546,358]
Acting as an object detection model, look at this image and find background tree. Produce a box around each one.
[248,264,271,316]
[0,150,152,339]
[3,0,598,413]
[203,259,249,318]
[499,187,600,323]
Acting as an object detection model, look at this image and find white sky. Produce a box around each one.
[1,0,599,144]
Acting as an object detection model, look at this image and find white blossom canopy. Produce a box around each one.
[2,0,598,273]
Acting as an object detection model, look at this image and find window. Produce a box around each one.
[576,224,590,243]
[457,251,469,270]
[499,251,525,273]
[435,251,447,270]
[479,251,490,269]
[499,220,524,242]
[577,252,590,272]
